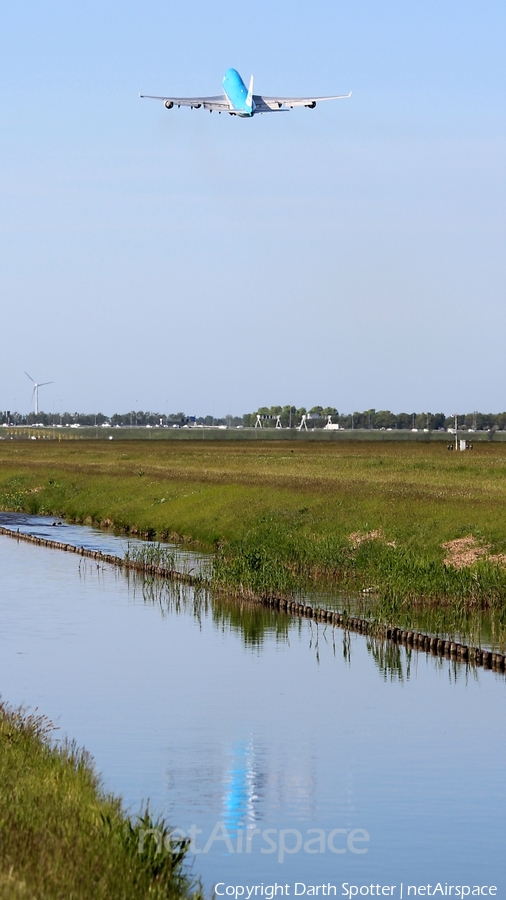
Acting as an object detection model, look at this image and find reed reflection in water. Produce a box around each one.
[120,568,498,684]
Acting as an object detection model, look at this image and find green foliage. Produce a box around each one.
[212,524,506,613]
[0,701,202,900]
[125,542,177,570]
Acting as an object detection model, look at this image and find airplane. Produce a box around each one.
[140,67,351,118]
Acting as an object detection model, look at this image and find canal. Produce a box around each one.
[0,515,504,892]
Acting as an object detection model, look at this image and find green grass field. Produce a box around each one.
[1,439,506,609]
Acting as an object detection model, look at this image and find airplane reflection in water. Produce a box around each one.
[221,739,322,838]
[222,740,264,836]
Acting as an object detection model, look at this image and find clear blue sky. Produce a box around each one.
[1,0,505,416]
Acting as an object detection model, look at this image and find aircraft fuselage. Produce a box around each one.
[222,68,254,116]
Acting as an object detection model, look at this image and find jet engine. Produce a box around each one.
[164,100,174,110]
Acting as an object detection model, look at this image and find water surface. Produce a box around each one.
[0,522,504,893]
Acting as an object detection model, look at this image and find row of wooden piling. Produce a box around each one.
[0,525,194,585]
[259,597,506,672]
[384,626,505,669]
[1,524,504,675]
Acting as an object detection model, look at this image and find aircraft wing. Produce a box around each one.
[140,93,232,111]
[252,92,351,112]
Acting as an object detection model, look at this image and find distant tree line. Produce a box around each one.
[0,410,241,427]
[242,406,506,431]
[2,407,506,431]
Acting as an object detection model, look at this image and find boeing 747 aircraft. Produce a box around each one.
[140,67,351,117]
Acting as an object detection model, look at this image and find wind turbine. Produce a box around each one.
[25,372,54,415]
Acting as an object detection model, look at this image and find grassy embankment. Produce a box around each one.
[2,440,506,617]
[0,701,200,900]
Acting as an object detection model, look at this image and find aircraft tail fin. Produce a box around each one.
[246,75,254,110]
